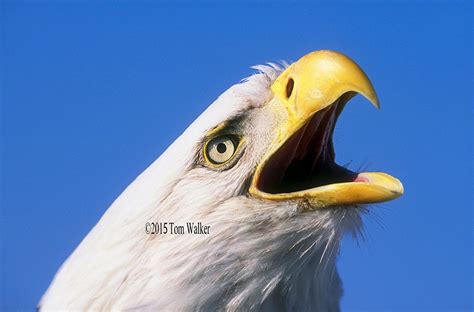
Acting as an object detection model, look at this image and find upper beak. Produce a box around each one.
[249,50,403,208]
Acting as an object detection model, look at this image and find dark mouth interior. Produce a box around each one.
[257,92,362,194]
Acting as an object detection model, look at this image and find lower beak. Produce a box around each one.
[249,50,403,209]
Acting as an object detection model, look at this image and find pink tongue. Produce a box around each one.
[354,175,369,183]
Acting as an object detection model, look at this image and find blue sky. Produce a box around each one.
[1,1,472,310]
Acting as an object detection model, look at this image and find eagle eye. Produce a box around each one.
[205,135,238,165]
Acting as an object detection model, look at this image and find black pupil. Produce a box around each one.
[217,142,227,153]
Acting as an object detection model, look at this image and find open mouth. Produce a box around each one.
[256,93,365,195]
[248,50,403,208]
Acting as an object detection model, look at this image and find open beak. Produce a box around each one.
[249,50,403,209]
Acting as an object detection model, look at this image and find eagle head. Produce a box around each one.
[40,50,403,311]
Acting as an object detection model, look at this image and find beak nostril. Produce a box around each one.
[286,78,294,98]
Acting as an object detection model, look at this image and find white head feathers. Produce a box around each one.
[40,63,362,311]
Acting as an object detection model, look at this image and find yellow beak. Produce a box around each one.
[249,50,403,208]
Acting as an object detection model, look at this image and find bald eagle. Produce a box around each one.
[40,50,403,311]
